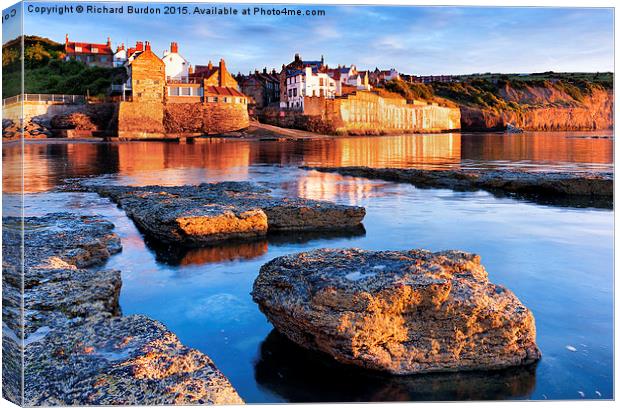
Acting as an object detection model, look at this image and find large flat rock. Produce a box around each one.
[95,182,365,246]
[303,166,612,207]
[2,213,243,405]
[252,248,541,375]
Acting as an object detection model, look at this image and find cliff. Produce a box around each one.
[459,86,613,131]
[386,77,614,132]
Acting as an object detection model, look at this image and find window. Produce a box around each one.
[213,97,218,102]
[100,56,108,62]
[293,89,297,97]
[92,48,98,53]
[76,56,82,61]
[75,46,82,52]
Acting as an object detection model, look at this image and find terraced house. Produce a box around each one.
[117,40,249,139]
[64,34,114,67]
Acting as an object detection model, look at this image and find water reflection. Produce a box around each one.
[145,226,366,266]
[255,330,537,402]
[2,131,612,194]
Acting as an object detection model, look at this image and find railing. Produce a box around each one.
[2,94,86,106]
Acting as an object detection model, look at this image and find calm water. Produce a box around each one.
[3,131,614,401]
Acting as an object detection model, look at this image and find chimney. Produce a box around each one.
[263,67,267,74]
[255,69,259,75]
[145,41,151,51]
[65,34,69,45]
[107,37,111,46]
[294,53,300,62]
[170,41,178,53]
[136,41,144,51]
[208,60,213,71]
[218,59,227,87]
[321,55,324,65]
[188,64,194,75]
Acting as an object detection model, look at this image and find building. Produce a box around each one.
[369,68,400,86]
[113,44,127,67]
[64,34,114,67]
[327,65,371,93]
[279,53,325,109]
[118,42,249,138]
[285,66,337,110]
[162,42,189,82]
[236,68,280,109]
[129,42,165,103]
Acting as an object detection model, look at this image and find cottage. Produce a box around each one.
[113,44,127,67]
[64,34,114,67]
[162,42,189,82]
[279,53,325,108]
[118,42,249,138]
[285,66,337,111]
[236,68,280,109]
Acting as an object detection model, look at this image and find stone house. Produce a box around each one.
[236,69,280,109]
[118,43,248,138]
[64,34,114,67]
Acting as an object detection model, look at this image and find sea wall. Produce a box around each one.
[118,101,249,138]
[3,101,85,124]
[303,91,461,135]
[460,89,613,131]
[118,101,165,139]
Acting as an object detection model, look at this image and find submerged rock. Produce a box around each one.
[303,166,612,206]
[252,248,541,375]
[95,182,365,246]
[3,213,243,405]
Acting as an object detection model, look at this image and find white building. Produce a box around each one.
[113,44,127,67]
[162,41,189,82]
[283,66,337,110]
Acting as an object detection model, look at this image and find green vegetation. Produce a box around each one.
[2,35,125,99]
[383,72,612,113]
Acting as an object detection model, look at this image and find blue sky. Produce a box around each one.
[9,3,615,75]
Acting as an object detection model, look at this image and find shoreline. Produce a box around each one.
[2,124,614,145]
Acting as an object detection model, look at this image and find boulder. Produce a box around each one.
[95,182,365,246]
[252,248,541,375]
[2,213,243,405]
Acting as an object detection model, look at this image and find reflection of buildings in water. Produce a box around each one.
[460,132,613,166]
[300,134,462,169]
[4,143,119,194]
[294,171,376,203]
[116,140,253,185]
[254,330,537,403]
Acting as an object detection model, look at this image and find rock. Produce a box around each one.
[254,330,537,402]
[303,166,612,206]
[24,315,243,406]
[252,248,541,375]
[51,112,98,130]
[2,213,243,405]
[505,123,524,133]
[95,182,365,246]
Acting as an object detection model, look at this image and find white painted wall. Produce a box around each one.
[163,51,189,81]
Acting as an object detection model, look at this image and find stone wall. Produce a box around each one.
[163,102,249,135]
[118,101,165,139]
[303,91,461,134]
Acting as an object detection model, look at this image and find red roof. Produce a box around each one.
[204,86,245,97]
[65,41,113,55]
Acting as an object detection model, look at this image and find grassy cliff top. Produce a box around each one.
[2,35,124,99]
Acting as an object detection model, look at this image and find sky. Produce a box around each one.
[5,2,615,75]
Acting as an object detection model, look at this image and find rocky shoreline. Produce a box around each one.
[2,213,243,405]
[302,166,613,208]
[252,248,541,375]
[93,182,366,246]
